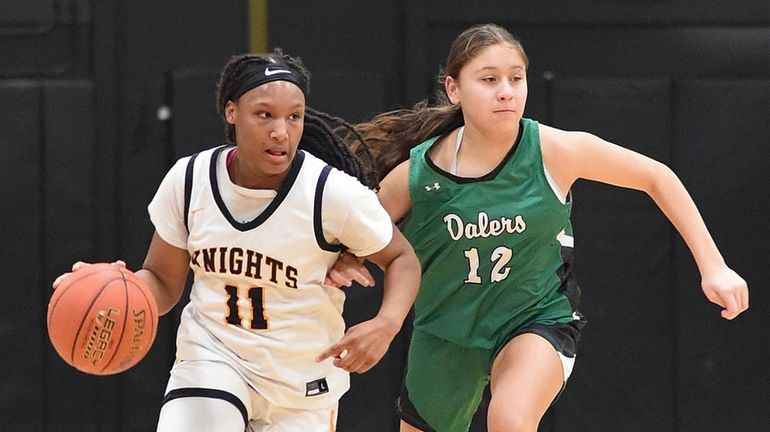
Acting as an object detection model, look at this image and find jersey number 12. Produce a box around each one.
[463,246,512,284]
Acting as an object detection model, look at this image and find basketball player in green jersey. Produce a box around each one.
[327,23,749,432]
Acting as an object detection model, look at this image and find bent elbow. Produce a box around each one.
[648,162,682,198]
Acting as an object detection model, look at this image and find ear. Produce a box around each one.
[445,76,461,105]
[224,100,237,124]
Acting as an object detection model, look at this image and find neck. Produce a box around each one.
[444,122,519,178]
[227,152,284,191]
[461,122,519,153]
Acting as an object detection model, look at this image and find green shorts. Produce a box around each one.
[397,318,584,432]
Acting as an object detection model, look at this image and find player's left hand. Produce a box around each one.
[315,316,400,373]
[701,265,749,320]
[324,252,375,288]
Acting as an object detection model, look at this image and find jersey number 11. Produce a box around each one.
[224,285,268,329]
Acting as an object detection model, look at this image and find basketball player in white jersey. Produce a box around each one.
[54,51,420,432]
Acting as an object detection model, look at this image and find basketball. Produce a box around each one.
[47,263,159,375]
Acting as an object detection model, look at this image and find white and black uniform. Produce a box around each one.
[148,146,392,429]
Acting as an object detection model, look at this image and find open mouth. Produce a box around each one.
[265,148,289,163]
[266,149,287,156]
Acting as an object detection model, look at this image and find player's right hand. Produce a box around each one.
[315,315,400,373]
[52,260,126,289]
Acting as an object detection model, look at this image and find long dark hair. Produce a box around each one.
[351,23,528,180]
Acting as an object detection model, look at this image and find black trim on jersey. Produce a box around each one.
[424,119,525,184]
[313,165,344,252]
[183,152,200,233]
[162,387,248,427]
[557,245,582,311]
[396,381,439,432]
[209,147,306,232]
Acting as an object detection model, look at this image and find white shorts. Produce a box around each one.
[157,359,339,432]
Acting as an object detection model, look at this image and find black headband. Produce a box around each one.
[229,61,308,101]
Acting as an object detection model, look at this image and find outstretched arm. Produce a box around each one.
[542,126,748,319]
[317,224,420,373]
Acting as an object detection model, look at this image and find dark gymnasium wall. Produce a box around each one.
[1,1,768,431]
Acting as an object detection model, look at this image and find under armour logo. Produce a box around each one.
[424,182,441,191]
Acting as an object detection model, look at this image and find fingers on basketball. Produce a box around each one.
[47,263,159,375]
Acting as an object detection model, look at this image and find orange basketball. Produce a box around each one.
[47,263,158,375]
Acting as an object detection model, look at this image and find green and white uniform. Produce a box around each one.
[398,118,584,432]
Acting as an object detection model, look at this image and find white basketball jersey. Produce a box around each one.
[148,146,393,410]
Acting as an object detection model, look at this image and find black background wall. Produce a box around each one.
[1,1,768,431]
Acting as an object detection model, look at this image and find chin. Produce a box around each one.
[492,120,520,132]
[264,162,291,175]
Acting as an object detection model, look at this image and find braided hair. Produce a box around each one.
[302,107,379,189]
[215,51,379,189]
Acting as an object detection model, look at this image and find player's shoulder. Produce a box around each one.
[324,168,373,203]
[538,122,595,143]
[300,151,370,191]
[158,146,225,191]
[172,146,222,170]
[539,123,598,156]
[316,166,377,214]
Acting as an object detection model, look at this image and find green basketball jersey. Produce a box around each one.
[400,118,578,350]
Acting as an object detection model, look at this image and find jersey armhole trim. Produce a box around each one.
[543,163,568,205]
[314,165,344,252]
[183,152,200,233]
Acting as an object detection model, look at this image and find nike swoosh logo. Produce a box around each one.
[264,67,292,76]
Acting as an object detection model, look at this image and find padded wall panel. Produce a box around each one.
[548,78,677,432]
[0,81,46,431]
[0,0,55,25]
[310,71,388,123]
[0,0,91,77]
[171,69,224,159]
[43,81,97,267]
[40,80,122,432]
[673,80,770,432]
[421,0,770,23]
[269,0,404,117]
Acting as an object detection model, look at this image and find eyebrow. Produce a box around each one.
[250,100,305,109]
[476,65,525,73]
